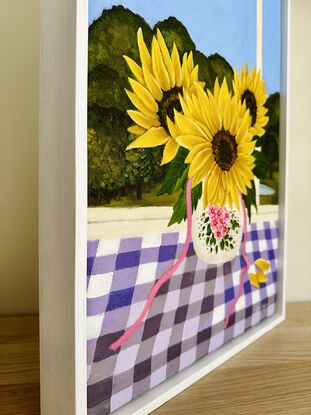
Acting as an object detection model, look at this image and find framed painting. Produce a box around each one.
[40,0,290,414]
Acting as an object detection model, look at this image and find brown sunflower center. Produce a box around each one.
[157,86,182,133]
[212,129,237,171]
[241,89,257,126]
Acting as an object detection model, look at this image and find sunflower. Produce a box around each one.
[124,27,204,164]
[233,64,269,137]
[174,78,256,209]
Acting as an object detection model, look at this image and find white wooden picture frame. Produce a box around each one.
[39,1,290,414]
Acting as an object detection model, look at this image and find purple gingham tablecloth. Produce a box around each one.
[87,219,278,414]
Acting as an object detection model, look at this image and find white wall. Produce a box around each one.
[0,0,310,314]
[0,1,39,313]
[287,0,311,301]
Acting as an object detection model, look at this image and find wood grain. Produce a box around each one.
[0,303,310,414]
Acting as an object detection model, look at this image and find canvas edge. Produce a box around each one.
[277,0,291,321]
[39,0,88,414]
[76,0,89,412]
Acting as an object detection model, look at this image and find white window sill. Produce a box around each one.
[88,205,278,240]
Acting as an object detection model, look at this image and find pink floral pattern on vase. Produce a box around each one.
[192,201,243,264]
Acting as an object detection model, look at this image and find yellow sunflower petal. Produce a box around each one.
[156,29,175,87]
[176,134,206,150]
[151,37,170,91]
[123,56,145,85]
[126,127,169,149]
[219,185,227,206]
[249,273,260,288]
[190,65,199,83]
[238,154,255,166]
[193,84,215,134]
[171,43,182,87]
[213,77,221,101]
[137,28,151,68]
[236,111,251,144]
[128,78,158,113]
[191,154,214,186]
[229,176,241,208]
[185,142,211,163]
[257,107,268,117]
[206,90,222,133]
[218,78,230,115]
[237,141,256,156]
[143,68,163,102]
[161,137,179,165]
[255,258,270,272]
[188,149,213,178]
[231,165,247,194]
[208,166,221,202]
[181,53,190,89]
[223,98,232,131]
[256,270,268,284]
[125,89,158,119]
[228,115,238,137]
[127,110,160,129]
[128,125,146,135]
[235,158,255,180]
[174,111,208,139]
[187,51,194,72]
[166,116,180,139]
[221,170,229,194]
[252,126,266,137]
[203,178,209,209]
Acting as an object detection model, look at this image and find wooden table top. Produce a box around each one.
[0,303,310,414]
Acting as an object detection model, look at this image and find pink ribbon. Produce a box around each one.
[109,178,193,351]
[224,195,251,328]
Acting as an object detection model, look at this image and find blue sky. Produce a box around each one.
[89,0,281,93]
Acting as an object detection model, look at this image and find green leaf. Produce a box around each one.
[242,180,257,223]
[158,147,189,196]
[230,219,240,230]
[168,182,202,226]
[220,239,225,250]
[172,166,189,193]
[253,150,270,179]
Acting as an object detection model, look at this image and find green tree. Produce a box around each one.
[88,5,153,75]
[256,92,280,178]
[125,148,153,200]
[87,108,129,205]
[154,17,195,52]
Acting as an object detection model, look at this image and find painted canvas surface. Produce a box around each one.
[87,1,281,413]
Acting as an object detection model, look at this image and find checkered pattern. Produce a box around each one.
[87,220,279,414]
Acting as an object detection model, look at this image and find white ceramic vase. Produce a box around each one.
[192,198,244,265]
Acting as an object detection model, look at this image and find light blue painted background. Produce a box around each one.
[89,0,281,93]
